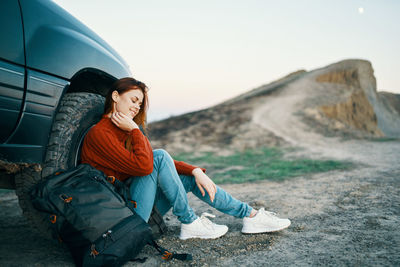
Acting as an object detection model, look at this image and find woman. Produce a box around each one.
[81,77,290,240]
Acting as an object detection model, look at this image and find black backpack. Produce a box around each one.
[30,163,191,266]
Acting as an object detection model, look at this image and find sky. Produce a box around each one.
[53,0,400,122]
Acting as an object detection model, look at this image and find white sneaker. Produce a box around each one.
[242,208,291,234]
[179,212,229,240]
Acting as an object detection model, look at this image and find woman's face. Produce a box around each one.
[112,88,144,119]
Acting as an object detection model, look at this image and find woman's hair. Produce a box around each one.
[104,77,149,136]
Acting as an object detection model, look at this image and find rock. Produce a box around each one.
[315,59,400,138]
[249,200,268,208]
[319,89,384,136]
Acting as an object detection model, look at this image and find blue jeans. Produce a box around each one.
[128,149,252,224]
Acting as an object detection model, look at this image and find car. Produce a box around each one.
[0,0,165,238]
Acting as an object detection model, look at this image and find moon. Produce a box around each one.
[358,7,364,14]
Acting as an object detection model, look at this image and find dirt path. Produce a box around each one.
[252,72,398,169]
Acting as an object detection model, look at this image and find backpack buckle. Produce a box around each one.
[90,244,99,258]
[50,214,57,224]
[59,194,72,203]
[107,176,116,184]
[162,251,173,261]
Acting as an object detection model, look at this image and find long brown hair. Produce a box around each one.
[104,77,149,150]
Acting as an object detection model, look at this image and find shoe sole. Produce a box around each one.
[179,227,229,240]
[241,221,291,234]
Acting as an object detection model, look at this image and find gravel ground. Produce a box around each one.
[0,139,399,266]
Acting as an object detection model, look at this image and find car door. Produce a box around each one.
[0,0,26,143]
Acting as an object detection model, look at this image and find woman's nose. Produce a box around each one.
[132,103,140,110]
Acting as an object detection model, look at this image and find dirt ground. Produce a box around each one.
[0,138,399,266]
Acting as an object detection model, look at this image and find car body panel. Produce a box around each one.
[0,0,26,143]
[0,0,25,65]
[1,69,68,163]
[20,0,131,80]
[0,0,132,165]
[0,61,25,143]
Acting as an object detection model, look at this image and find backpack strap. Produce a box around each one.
[107,176,134,202]
[150,239,193,261]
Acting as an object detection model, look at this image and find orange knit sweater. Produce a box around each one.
[81,116,205,181]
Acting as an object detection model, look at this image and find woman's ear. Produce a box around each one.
[111,90,119,103]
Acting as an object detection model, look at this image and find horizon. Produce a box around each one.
[53,0,400,122]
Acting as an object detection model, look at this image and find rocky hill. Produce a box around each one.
[148,59,400,154]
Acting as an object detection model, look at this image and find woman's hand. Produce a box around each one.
[192,168,217,202]
[111,112,139,132]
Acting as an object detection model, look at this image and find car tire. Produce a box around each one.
[42,92,105,177]
[15,92,105,239]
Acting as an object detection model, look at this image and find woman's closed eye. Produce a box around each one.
[131,98,142,106]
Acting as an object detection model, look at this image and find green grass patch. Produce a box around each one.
[367,137,400,142]
[174,147,354,184]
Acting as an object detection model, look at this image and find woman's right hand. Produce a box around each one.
[192,168,217,203]
[111,112,139,131]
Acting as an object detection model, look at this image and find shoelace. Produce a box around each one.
[265,211,277,216]
[200,212,216,227]
[259,208,278,219]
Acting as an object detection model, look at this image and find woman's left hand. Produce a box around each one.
[192,168,217,202]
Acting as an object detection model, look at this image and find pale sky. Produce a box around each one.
[53,0,400,122]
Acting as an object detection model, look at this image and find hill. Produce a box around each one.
[149,59,400,154]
